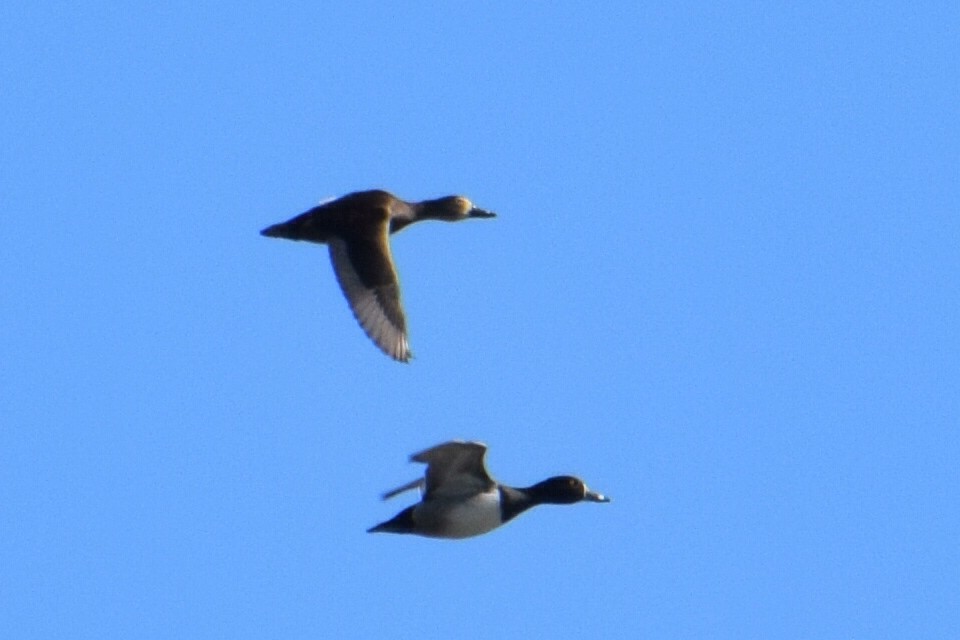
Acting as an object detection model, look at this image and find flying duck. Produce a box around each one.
[260,190,496,362]
[368,441,610,539]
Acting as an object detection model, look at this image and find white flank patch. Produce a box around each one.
[438,490,502,539]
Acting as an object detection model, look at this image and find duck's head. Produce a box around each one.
[528,476,611,505]
[422,196,496,221]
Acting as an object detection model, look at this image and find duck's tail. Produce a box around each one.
[260,220,298,239]
[367,506,417,535]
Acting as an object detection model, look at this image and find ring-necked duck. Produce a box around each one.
[261,190,496,362]
[368,441,610,539]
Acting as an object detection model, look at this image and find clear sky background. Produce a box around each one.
[2,2,958,638]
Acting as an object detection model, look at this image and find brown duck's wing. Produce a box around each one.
[328,228,410,362]
[411,441,494,500]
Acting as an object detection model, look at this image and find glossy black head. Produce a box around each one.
[527,476,611,505]
[421,196,496,221]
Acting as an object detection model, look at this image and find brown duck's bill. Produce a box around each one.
[468,207,496,218]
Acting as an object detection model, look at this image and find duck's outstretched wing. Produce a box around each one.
[411,441,494,500]
[328,231,411,362]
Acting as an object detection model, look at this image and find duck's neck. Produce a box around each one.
[411,200,457,222]
[498,485,539,523]
[388,201,432,234]
[390,201,422,233]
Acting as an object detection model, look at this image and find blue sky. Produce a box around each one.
[2,2,958,638]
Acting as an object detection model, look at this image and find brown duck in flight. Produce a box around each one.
[261,190,496,362]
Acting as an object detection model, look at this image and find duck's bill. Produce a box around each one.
[468,207,496,218]
[584,489,611,503]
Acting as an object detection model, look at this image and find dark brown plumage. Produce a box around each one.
[261,190,495,362]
